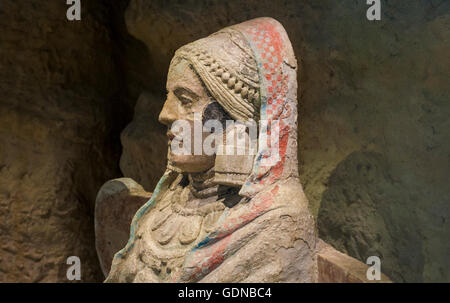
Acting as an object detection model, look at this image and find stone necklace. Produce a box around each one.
[139,170,242,281]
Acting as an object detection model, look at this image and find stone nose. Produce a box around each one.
[158,92,179,127]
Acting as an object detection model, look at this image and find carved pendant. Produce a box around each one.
[178,216,202,245]
[155,214,179,245]
[203,211,222,233]
[151,207,173,231]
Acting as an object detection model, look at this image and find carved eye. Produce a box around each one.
[178,94,193,105]
[174,87,197,105]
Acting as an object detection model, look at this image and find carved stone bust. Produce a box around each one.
[98,17,318,283]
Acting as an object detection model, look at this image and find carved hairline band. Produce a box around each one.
[174,48,261,122]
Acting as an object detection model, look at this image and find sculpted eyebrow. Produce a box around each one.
[174,87,199,100]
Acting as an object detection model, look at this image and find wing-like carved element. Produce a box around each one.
[95,178,151,277]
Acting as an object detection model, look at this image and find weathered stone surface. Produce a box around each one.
[317,152,428,283]
[317,240,391,283]
[96,184,393,283]
[119,92,167,191]
[95,178,151,277]
[0,0,148,282]
[0,0,112,282]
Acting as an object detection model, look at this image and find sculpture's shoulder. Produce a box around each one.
[241,177,316,240]
[250,178,317,245]
[200,178,317,283]
[95,178,151,277]
[270,177,311,213]
[96,178,151,204]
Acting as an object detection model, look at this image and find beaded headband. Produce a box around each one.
[174,29,261,122]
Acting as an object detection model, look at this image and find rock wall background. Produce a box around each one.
[0,0,151,282]
[0,0,448,282]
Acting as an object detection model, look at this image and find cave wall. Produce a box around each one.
[0,0,448,282]
[0,0,150,282]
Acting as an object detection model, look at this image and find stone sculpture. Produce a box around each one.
[100,17,317,283]
[95,17,391,283]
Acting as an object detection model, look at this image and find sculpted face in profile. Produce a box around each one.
[105,17,318,283]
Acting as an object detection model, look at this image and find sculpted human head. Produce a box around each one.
[158,57,217,173]
[158,29,261,176]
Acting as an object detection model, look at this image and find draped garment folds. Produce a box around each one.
[106,17,317,283]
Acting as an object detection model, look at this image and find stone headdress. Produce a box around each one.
[174,27,261,123]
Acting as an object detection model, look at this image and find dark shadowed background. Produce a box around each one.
[0,0,449,282]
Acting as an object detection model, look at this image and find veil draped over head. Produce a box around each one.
[112,17,302,281]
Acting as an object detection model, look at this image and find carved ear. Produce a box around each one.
[202,101,232,129]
